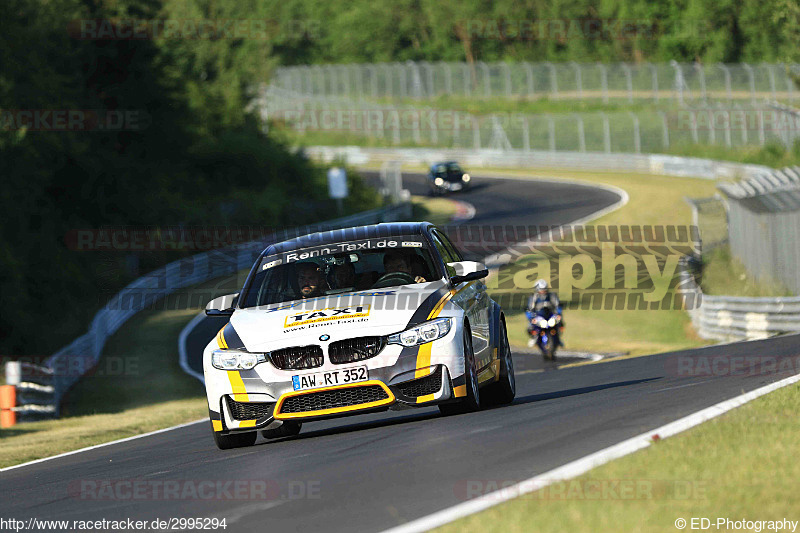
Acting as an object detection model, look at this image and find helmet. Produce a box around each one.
[535,279,548,291]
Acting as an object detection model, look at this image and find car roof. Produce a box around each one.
[430,161,459,169]
[263,222,434,255]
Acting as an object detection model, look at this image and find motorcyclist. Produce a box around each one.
[525,279,563,347]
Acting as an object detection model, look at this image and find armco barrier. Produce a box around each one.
[301,146,771,181]
[3,202,411,423]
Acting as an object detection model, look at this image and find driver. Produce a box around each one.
[383,251,427,283]
[296,262,326,298]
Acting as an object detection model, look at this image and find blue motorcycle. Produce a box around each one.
[527,308,563,360]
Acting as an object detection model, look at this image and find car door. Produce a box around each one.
[431,229,491,368]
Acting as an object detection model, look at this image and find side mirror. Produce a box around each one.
[205,293,239,317]
[447,261,488,285]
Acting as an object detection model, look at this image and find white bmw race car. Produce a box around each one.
[203,222,515,449]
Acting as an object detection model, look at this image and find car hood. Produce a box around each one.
[229,281,452,352]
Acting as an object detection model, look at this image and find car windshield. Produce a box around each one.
[239,235,438,308]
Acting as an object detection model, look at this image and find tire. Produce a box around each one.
[545,336,557,360]
[439,326,481,415]
[261,421,302,439]
[212,429,257,450]
[481,319,516,406]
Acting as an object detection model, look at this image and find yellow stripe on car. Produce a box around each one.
[227,371,249,402]
[274,380,395,420]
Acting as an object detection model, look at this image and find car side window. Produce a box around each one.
[430,231,458,277]
[437,230,463,261]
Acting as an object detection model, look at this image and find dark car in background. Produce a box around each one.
[427,161,471,195]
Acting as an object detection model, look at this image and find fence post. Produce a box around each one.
[648,62,659,102]
[472,116,481,150]
[694,63,707,103]
[670,60,684,105]
[546,62,558,98]
[659,111,670,149]
[381,64,393,99]
[574,114,586,152]
[443,62,453,96]
[524,62,534,97]
[463,63,471,97]
[502,62,512,98]
[398,63,408,100]
[629,112,641,153]
[718,64,732,104]
[598,63,608,104]
[522,115,531,151]
[547,114,556,151]
[622,63,633,103]
[479,61,491,97]
[571,61,583,100]
[742,63,756,105]
[722,109,732,147]
[762,62,777,101]
[707,109,715,144]
[601,112,611,153]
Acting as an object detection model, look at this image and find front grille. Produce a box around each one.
[329,336,386,364]
[226,397,275,420]
[269,345,324,370]
[396,366,443,398]
[279,385,389,414]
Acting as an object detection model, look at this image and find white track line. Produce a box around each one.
[0,419,205,473]
[382,372,800,533]
[179,311,208,384]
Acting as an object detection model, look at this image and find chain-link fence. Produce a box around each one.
[257,85,800,153]
[272,61,800,105]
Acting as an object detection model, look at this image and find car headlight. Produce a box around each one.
[211,349,267,370]
[434,177,444,186]
[388,318,452,347]
[462,173,471,182]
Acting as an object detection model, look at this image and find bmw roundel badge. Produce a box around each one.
[319,334,330,342]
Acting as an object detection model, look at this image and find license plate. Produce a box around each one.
[291,366,368,391]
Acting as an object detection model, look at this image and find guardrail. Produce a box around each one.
[2,202,411,425]
[686,282,800,341]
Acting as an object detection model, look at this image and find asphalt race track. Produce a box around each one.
[3,173,799,532]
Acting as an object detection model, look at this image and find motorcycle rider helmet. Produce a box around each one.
[535,279,548,293]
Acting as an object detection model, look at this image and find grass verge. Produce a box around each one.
[700,246,794,298]
[470,167,715,356]
[411,194,460,226]
[435,381,800,533]
[0,307,207,468]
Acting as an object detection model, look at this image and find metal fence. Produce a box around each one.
[719,164,800,295]
[259,86,800,152]
[3,203,411,422]
[272,61,800,105]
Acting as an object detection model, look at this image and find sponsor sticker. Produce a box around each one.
[283,305,371,328]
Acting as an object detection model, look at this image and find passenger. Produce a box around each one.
[383,251,427,283]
